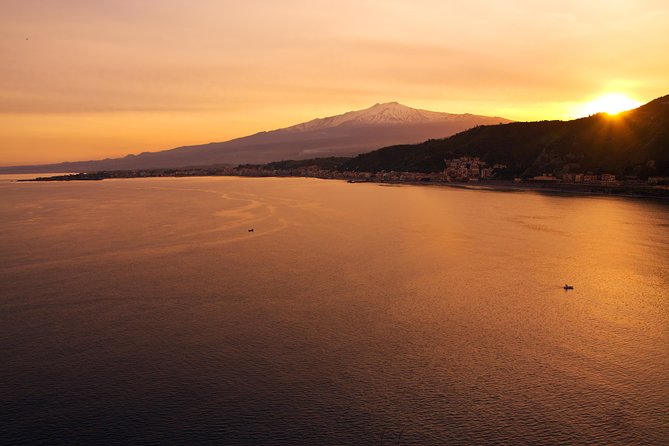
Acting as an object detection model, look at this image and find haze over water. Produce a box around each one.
[1,176,668,445]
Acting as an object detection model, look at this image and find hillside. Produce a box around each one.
[342,95,669,178]
[0,103,511,174]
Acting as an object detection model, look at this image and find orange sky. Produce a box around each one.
[1,0,668,165]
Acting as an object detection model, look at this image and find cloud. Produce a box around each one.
[1,0,667,162]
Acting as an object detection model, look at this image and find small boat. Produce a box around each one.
[563,284,574,290]
[248,228,254,232]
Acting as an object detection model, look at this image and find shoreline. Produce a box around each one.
[16,172,669,201]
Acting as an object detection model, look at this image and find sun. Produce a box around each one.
[577,93,641,117]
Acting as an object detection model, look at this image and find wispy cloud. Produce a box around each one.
[1,0,667,163]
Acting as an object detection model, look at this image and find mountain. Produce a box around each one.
[342,94,669,178]
[0,102,512,173]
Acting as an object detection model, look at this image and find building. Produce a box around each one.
[648,177,669,185]
[562,173,576,183]
[531,174,558,182]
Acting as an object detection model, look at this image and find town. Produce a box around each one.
[28,155,669,198]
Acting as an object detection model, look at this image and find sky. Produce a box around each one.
[1,0,668,165]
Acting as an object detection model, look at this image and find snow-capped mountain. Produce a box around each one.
[286,102,479,131]
[1,103,512,173]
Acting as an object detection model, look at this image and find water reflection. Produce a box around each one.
[0,177,667,445]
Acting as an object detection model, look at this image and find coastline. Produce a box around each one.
[16,171,669,201]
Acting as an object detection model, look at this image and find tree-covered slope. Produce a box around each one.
[342,94,669,178]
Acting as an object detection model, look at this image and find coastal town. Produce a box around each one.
[27,155,669,198]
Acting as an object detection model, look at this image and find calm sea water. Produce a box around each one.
[1,176,668,445]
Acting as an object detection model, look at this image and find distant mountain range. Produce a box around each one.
[342,94,669,178]
[0,102,511,174]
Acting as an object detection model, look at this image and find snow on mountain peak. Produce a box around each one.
[285,102,468,132]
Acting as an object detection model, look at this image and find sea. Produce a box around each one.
[1,175,668,445]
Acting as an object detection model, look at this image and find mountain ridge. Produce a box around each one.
[341,94,669,178]
[0,103,512,173]
[283,102,509,131]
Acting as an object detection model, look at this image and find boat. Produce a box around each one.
[563,284,574,290]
